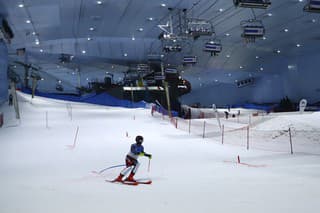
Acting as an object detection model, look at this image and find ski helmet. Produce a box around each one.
[135,135,143,144]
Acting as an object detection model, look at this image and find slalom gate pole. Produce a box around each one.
[289,127,293,154]
[246,126,249,150]
[46,111,48,129]
[188,119,191,134]
[202,120,206,138]
[73,126,79,148]
[222,124,224,145]
[97,164,126,174]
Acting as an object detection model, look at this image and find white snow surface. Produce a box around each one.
[1,92,320,213]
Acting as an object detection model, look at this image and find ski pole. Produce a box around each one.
[148,158,151,172]
[93,164,126,174]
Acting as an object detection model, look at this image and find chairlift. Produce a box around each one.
[304,0,320,13]
[187,19,214,39]
[203,40,222,56]
[183,56,197,65]
[163,40,182,52]
[233,0,271,9]
[165,67,178,74]
[241,19,265,42]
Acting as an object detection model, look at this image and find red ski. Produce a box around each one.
[105,179,152,186]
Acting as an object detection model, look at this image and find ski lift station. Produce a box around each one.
[1,1,320,213]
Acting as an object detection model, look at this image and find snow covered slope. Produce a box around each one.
[0,92,320,213]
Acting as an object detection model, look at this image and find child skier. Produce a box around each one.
[113,135,152,182]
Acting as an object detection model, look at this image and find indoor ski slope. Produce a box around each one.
[1,92,320,213]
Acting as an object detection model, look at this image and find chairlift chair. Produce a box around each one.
[183,56,197,65]
[204,40,222,56]
[304,0,320,13]
[187,19,214,39]
[233,0,271,9]
[241,20,265,42]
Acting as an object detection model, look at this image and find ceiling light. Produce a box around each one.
[18,4,24,8]
[26,20,31,24]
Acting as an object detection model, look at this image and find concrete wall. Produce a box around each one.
[0,41,8,105]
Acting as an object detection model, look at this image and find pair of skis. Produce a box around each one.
[105,179,152,186]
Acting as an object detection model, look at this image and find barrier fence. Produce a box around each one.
[151,109,320,155]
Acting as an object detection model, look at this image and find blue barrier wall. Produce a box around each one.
[21,88,147,108]
[0,41,8,105]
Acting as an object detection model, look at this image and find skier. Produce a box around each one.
[113,135,152,182]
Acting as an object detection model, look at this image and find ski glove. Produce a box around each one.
[145,153,152,159]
